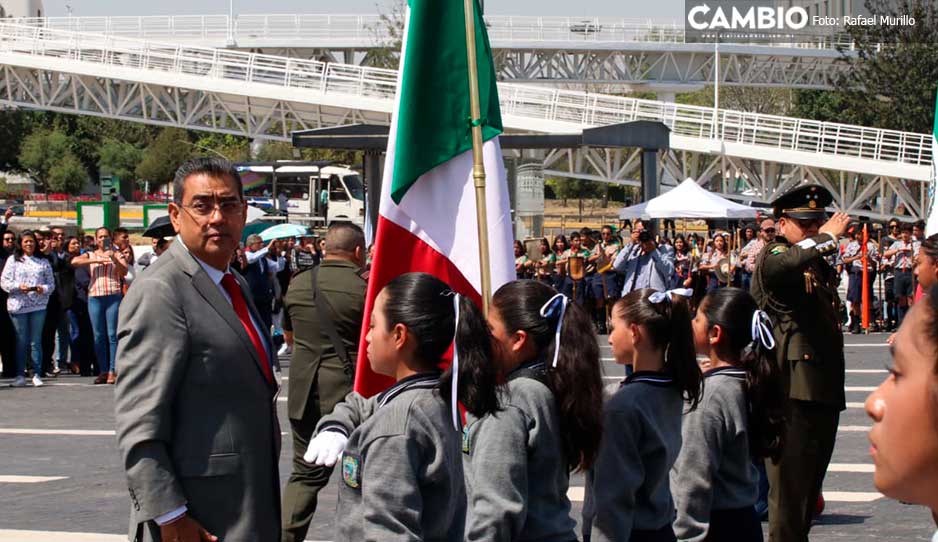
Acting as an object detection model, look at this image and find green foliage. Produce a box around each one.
[18,129,86,192]
[193,133,251,162]
[135,128,192,185]
[0,110,41,170]
[255,141,297,162]
[545,177,602,203]
[793,0,937,133]
[365,0,405,69]
[47,153,88,194]
[98,139,144,182]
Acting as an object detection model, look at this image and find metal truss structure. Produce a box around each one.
[0,22,929,221]
[14,14,851,91]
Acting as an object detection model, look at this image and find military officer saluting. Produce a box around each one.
[750,184,851,542]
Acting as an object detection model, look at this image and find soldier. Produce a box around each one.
[750,184,851,542]
[280,223,367,542]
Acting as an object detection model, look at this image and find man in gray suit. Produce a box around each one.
[115,157,281,542]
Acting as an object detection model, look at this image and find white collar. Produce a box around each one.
[176,236,230,286]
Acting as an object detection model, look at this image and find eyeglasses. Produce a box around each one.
[763,228,776,233]
[181,199,244,218]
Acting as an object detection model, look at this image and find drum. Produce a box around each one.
[568,256,586,281]
[715,257,732,285]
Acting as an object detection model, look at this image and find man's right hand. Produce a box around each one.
[159,514,218,542]
[819,212,850,239]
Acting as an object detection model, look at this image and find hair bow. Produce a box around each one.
[539,293,568,368]
[647,288,693,304]
[450,293,461,431]
[750,310,776,350]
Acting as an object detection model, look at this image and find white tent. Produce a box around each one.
[618,178,759,220]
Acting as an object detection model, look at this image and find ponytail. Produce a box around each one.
[381,273,500,422]
[613,288,703,410]
[699,288,786,460]
[442,293,500,418]
[492,280,604,472]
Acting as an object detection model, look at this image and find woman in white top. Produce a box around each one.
[0,230,55,387]
[866,284,938,540]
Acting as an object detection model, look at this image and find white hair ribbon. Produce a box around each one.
[538,293,568,368]
[647,288,694,304]
[450,293,461,431]
[750,310,776,350]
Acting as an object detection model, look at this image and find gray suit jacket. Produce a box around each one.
[114,239,282,542]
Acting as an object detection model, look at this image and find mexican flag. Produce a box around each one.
[353,0,515,397]
[927,89,938,237]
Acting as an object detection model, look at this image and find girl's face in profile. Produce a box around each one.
[366,290,399,378]
[607,310,636,366]
[865,301,938,510]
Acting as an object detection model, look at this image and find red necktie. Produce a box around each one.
[221,273,274,385]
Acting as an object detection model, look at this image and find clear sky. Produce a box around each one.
[42,0,685,20]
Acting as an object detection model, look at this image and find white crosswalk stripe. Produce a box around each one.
[0,428,115,436]
[828,463,876,473]
[565,487,881,503]
[0,475,67,483]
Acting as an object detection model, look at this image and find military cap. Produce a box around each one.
[771,184,832,220]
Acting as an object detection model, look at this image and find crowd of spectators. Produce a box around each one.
[517,216,936,333]
[0,212,335,386]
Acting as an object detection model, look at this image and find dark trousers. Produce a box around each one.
[767,400,839,542]
[41,297,63,374]
[709,506,763,541]
[281,365,350,542]
[0,303,15,377]
[67,300,96,375]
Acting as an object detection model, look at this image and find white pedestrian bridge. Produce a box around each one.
[10,14,852,91]
[0,23,929,220]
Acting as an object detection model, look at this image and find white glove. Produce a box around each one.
[303,430,348,467]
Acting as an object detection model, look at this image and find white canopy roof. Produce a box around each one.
[618,178,759,220]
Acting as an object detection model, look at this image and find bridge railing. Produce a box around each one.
[0,23,927,168]
[10,13,861,50]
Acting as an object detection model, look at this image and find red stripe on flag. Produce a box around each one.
[353,216,482,397]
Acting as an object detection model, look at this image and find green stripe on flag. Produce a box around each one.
[390,0,503,204]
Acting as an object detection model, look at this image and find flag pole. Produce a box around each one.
[462,0,492,315]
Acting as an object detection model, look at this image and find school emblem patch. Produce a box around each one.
[462,425,471,455]
[341,453,362,489]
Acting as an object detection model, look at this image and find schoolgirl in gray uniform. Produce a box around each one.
[584,288,703,542]
[672,288,785,542]
[302,272,499,542]
[463,280,604,541]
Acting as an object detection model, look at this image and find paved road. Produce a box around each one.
[0,332,934,541]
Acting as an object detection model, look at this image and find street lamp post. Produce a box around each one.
[226,0,235,46]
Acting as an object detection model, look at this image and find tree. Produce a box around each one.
[193,133,251,162]
[98,139,144,183]
[545,177,603,219]
[255,141,297,162]
[793,0,938,133]
[136,128,192,186]
[0,110,41,170]
[47,152,88,195]
[18,129,76,191]
[366,0,406,69]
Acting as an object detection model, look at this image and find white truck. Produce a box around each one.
[238,162,365,227]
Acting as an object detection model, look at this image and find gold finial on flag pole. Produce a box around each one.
[462,0,492,315]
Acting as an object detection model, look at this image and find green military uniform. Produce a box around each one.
[750,185,846,542]
[281,259,366,542]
